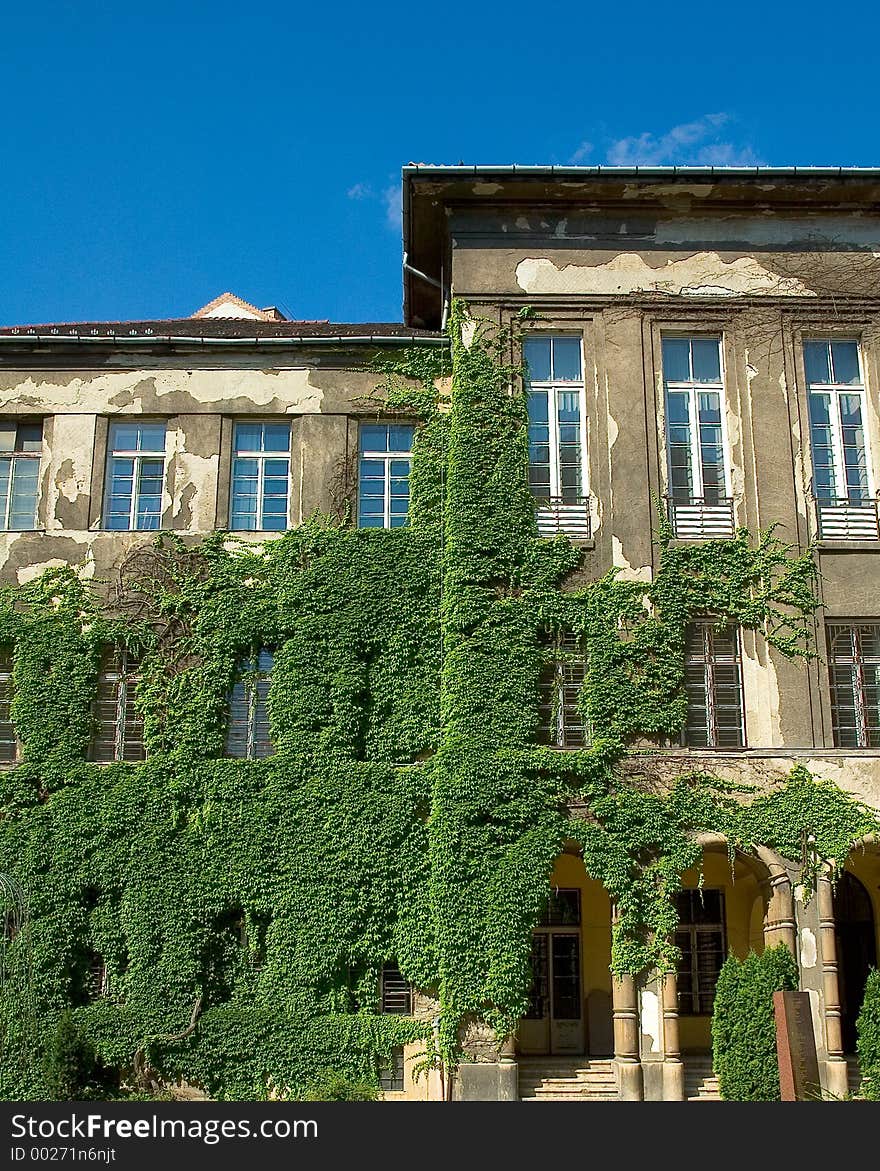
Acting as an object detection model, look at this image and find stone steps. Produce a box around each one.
[518,1058,618,1101]
[684,1058,721,1102]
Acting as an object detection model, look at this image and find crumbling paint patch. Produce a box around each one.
[472,183,503,196]
[640,988,660,1052]
[515,252,815,297]
[611,535,652,582]
[800,927,817,969]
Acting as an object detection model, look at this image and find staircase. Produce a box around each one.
[683,1056,721,1101]
[518,1057,618,1101]
[846,1056,861,1097]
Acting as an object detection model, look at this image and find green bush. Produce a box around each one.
[711,944,799,1101]
[300,1072,380,1101]
[856,968,880,1099]
[44,1011,112,1100]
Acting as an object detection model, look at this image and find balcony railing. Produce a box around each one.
[534,495,591,539]
[668,495,736,540]
[815,496,880,541]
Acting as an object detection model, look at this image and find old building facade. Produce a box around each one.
[2,167,880,1100]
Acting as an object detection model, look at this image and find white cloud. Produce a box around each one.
[346,182,373,200]
[382,184,401,232]
[601,114,763,167]
[569,140,593,164]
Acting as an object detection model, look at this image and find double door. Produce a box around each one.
[518,889,584,1055]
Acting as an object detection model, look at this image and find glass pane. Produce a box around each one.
[17,423,42,452]
[691,338,721,383]
[804,341,831,385]
[138,424,166,453]
[388,425,414,453]
[831,341,861,385]
[111,423,141,452]
[360,424,388,454]
[262,423,291,452]
[552,337,582,381]
[662,338,691,383]
[235,423,263,454]
[0,424,17,453]
[524,338,551,383]
[551,934,581,1020]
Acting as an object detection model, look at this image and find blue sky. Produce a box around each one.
[2,1,878,327]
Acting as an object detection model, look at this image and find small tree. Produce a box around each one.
[44,1011,101,1100]
[856,968,880,1099]
[711,944,799,1101]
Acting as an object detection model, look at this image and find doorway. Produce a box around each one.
[518,889,585,1055]
[834,870,877,1053]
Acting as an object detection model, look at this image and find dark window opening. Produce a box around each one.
[380,964,413,1014]
[0,647,17,763]
[225,648,274,759]
[828,623,880,748]
[674,889,726,1015]
[684,622,744,749]
[378,1045,405,1091]
[537,632,589,748]
[90,646,145,763]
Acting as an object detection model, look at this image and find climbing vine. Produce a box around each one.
[0,299,877,1097]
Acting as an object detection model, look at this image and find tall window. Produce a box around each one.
[0,648,16,764]
[225,649,273,759]
[378,1046,405,1092]
[684,622,744,749]
[537,632,589,748]
[380,963,413,1014]
[662,336,734,539]
[0,421,41,531]
[524,336,589,537]
[805,340,877,540]
[675,889,726,1015]
[827,623,880,747]
[91,646,145,763]
[104,421,166,531]
[358,423,414,529]
[230,422,291,531]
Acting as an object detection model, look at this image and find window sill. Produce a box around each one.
[815,540,880,552]
[627,747,880,760]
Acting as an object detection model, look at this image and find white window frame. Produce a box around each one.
[103,421,167,531]
[229,421,292,532]
[357,423,414,529]
[525,335,589,500]
[91,646,145,763]
[0,420,42,532]
[805,339,877,542]
[662,335,733,502]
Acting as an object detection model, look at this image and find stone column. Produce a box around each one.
[661,970,684,1101]
[817,873,849,1098]
[612,974,643,1100]
[762,868,797,953]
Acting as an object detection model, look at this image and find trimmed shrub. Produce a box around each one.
[300,1073,380,1101]
[44,1011,109,1100]
[856,968,880,1099]
[711,944,799,1101]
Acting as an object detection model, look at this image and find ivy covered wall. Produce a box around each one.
[0,303,878,1099]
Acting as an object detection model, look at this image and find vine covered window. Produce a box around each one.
[380,963,413,1014]
[378,1046,405,1092]
[358,423,414,529]
[674,889,726,1015]
[537,631,589,748]
[104,421,166,531]
[230,421,291,532]
[0,420,42,531]
[684,622,744,749]
[225,649,274,759]
[90,646,145,763]
[828,623,880,747]
[0,648,16,764]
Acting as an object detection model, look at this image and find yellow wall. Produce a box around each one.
[845,848,880,950]
[549,852,613,1005]
[678,850,766,1052]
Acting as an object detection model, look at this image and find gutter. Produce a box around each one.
[0,333,449,349]
[401,163,880,179]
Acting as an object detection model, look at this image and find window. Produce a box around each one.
[662,336,734,538]
[537,632,589,748]
[524,336,589,537]
[378,1046,405,1092]
[675,889,726,1015]
[104,421,166,531]
[358,423,414,528]
[86,952,109,1001]
[91,646,145,763]
[380,964,413,1014]
[805,340,878,540]
[225,649,273,759]
[827,623,880,747]
[684,622,744,748]
[0,420,41,531]
[0,648,16,764]
[230,422,291,531]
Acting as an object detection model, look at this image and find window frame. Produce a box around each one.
[804,337,875,505]
[0,419,43,532]
[524,334,589,505]
[537,631,589,749]
[380,963,413,1015]
[228,420,292,533]
[103,420,168,532]
[357,421,415,529]
[224,647,274,760]
[90,645,146,764]
[661,334,733,505]
[683,620,746,750]
[826,621,880,748]
[0,647,18,765]
[674,888,727,1016]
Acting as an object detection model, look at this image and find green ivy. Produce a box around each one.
[0,299,877,1097]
